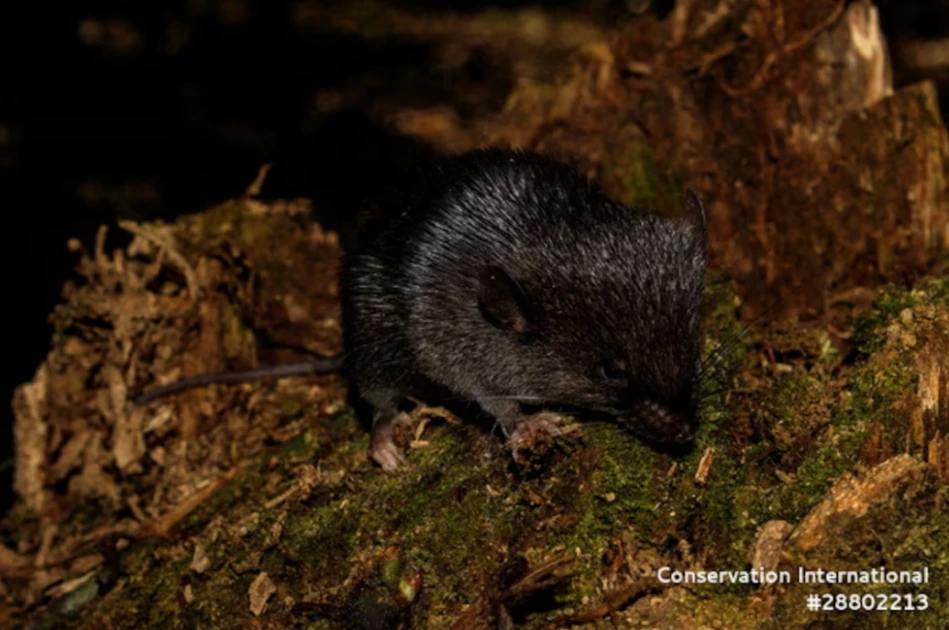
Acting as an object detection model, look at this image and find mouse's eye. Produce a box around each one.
[597,358,628,385]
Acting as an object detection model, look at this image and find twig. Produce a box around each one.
[143,461,249,537]
[243,163,272,198]
[504,552,574,601]
[118,220,201,299]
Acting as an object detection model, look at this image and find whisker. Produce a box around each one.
[700,294,787,375]
[700,328,752,373]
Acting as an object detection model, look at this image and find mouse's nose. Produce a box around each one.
[627,400,697,444]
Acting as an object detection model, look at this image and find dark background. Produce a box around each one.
[2,0,947,514]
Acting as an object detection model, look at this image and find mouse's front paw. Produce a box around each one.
[508,411,564,462]
[369,411,410,472]
[370,437,406,472]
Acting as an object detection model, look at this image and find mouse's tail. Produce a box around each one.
[134,355,344,405]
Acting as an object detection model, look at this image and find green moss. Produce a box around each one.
[748,352,911,524]
[674,276,944,578]
[853,278,947,353]
[281,501,362,585]
[849,356,917,427]
[747,290,927,526]
[588,434,658,523]
[539,426,659,602]
[692,449,757,571]
[763,419,870,523]
[355,427,520,617]
[71,555,200,630]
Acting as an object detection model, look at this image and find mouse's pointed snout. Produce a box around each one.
[628,400,697,445]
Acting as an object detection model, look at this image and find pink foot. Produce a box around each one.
[369,411,410,472]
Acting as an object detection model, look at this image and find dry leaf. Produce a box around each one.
[191,542,211,574]
[694,447,715,484]
[249,572,276,617]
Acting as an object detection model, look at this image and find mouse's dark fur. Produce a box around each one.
[137,148,707,471]
[341,148,706,469]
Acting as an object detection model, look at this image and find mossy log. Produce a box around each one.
[3,192,947,628]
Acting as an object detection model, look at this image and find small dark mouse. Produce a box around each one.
[137,148,707,471]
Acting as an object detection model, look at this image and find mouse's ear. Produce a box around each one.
[477,266,536,338]
[680,187,707,241]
